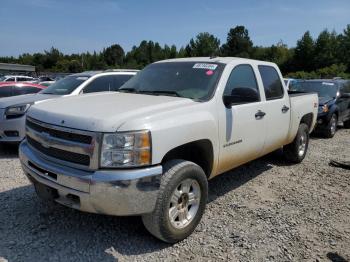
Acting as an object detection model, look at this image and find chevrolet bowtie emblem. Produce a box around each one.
[40,132,51,148]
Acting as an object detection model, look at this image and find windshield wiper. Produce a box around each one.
[118,87,138,93]
[138,90,182,97]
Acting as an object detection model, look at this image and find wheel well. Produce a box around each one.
[161,140,214,178]
[300,113,314,132]
[333,110,339,118]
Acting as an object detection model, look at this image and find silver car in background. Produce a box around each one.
[0,70,138,143]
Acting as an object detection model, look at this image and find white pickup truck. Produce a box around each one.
[19,57,318,243]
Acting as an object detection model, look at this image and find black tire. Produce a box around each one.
[344,119,350,129]
[284,123,309,163]
[142,160,208,243]
[323,114,337,138]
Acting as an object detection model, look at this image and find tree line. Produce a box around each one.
[1,25,350,79]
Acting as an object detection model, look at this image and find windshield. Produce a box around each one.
[0,76,6,81]
[119,62,224,100]
[290,81,338,98]
[40,75,89,95]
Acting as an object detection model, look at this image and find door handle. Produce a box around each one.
[282,105,290,113]
[255,110,266,119]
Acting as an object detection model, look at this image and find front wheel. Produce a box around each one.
[142,160,208,243]
[324,114,337,138]
[283,123,309,163]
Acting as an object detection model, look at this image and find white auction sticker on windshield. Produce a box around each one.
[322,82,334,86]
[193,63,218,70]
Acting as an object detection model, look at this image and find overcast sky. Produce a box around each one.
[0,0,349,57]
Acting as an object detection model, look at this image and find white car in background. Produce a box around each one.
[0,75,35,83]
[0,70,138,143]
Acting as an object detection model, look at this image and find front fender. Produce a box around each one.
[325,104,338,122]
[117,102,219,168]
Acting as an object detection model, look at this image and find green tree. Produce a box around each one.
[42,47,62,69]
[185,32,220,57]
[294,31,315,71]
[314,30,339,69]
[103,44,125,67]
[339,24,350,72]
[221,26,253,57]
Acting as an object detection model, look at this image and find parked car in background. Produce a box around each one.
[19,57,318,243]
[0,82,46,98]
[289,79,350,137]
[0,70,138,143]
[39,81,55,87]
[0,75,35,82]
[38,76,55,82]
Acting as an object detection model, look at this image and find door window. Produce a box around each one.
[83,75,115,93]
[223,64,260,103]
[258,66,284,100]
[83,75,134,93]
[113,75,133,91]
[14,86,41,95]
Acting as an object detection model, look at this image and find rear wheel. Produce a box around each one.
[324,114,337,138]
[284,123,309,163]
[142,160,208,243]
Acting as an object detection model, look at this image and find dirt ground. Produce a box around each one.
[0,128,349,261]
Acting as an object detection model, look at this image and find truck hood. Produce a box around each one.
[27,92,197,132]
[0,93,59,109]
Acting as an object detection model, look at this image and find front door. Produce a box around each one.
[217,64,267,174]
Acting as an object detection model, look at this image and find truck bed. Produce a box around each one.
[288,90,318,97]
[286,92,318,144]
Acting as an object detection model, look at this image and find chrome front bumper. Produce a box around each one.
[19,140,162,216]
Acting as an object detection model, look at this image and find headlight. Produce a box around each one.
[100,130,151,168]
[321,105,329,113]
[5,104,31,116]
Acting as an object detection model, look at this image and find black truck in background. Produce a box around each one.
[290,79,350,138]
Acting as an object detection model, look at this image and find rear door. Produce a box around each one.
[217,64,267,174]
[258,65,291,154]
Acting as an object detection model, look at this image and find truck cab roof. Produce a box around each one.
[157,57,277,67]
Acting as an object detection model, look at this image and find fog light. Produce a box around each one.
[4,131,19,137]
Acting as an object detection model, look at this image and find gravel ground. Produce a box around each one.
[0,129,349,262]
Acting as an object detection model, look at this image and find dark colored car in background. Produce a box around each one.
[0,82,47,98]
[290,79,350,137]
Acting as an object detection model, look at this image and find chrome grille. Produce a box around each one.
[25,117,101,170]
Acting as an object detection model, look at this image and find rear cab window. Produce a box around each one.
[258,65,284,100]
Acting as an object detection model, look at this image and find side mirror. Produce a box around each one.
[340,93,350,98]
[223,87,260,108]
